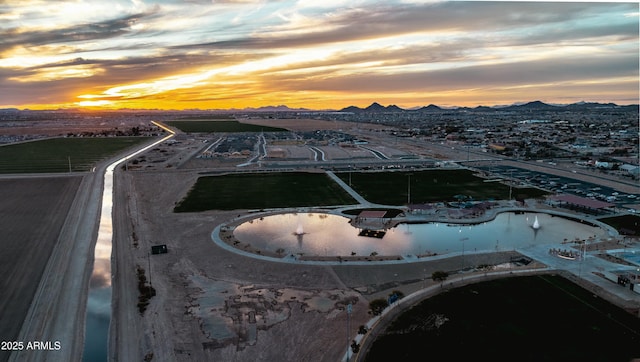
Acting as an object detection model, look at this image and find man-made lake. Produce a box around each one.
[233,212,605,257]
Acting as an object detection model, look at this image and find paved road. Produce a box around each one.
[325,165,640,362]
[350,244,640,362]
[518,243,640,301]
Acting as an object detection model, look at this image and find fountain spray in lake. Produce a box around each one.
[532,215,541,230]
[231,212,606,258]
[293,223,306,246]
[294,223,305,236]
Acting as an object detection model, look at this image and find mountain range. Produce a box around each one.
[1,101,637,114]
[338,100,638,113]
[209,100,637,113]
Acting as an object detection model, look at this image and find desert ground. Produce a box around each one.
[112,165,639,361]
[111,169,545,362]
[3,116,639,362]
[108,128,638,362]
[0,176,81,362]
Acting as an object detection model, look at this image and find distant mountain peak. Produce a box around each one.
[418,104,442,111]
[339,105,363,112]
[385,104,404,112]
[332,100,637,114]
[238,105,311,112]
[522,100,552,107]
[501,100,559,111]
[365,102,387,111]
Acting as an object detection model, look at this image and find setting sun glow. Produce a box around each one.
[1,1,638,110]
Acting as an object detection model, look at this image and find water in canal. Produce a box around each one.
[83,163,115,362]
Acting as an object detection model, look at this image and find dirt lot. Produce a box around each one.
[0,176,81,362]
[5,116,636,362]
[108,119,640,362]
[113,170,373,361]
[109,168,547,362]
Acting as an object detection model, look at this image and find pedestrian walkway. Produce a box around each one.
[326,171,370,206]
[517,243,640,302]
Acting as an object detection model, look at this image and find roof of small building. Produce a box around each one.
[358,210,387,218]
[551,194,614,209]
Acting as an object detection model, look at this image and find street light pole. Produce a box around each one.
[460,234,468,280]
[509,169,513,200]
[407,173,412,205]
[462,239,465,275]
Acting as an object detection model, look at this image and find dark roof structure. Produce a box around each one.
[551,194,615,209]
[358,210,387,218]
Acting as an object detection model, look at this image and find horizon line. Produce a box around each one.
[2,99,639,113]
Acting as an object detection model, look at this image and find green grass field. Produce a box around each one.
[0,137,153,173]
[167,120,287,133]
[336,169,548,205]
[365,275,640,362]
[174,172,357,212]
[175,169,549,212]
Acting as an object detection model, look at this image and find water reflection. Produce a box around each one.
[83,287,110,362]
[233,212,605,257]
[83,129,174,361]
[83,163,115,362]
[89,237,113,289]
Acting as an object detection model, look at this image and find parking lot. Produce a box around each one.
[476,164,639,210]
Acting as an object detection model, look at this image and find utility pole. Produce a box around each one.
[346,303,352,361]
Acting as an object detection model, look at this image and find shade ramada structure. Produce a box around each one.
[358,210,388,219]
[551,194,615,210]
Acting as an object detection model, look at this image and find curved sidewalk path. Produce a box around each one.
[349,249,640,362]
[326,171,371,206]
[210,169,640,361]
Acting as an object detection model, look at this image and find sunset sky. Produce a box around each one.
[1,1,638,110]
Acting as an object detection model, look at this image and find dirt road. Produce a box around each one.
[110,169,146,361]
